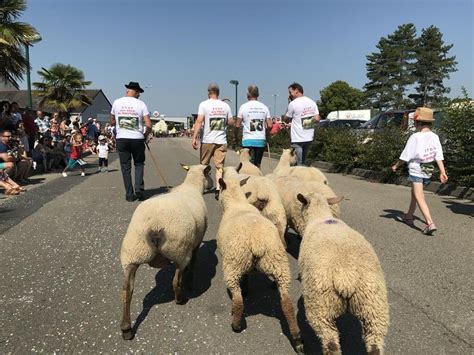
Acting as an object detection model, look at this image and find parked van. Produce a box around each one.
[326,109,373,121]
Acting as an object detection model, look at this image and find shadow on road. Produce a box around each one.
[131,240,218,337]
[442,199,474,217]
[286,230,302,260]
[143,186,171,199]
[380,209,423,232]
[297,297,367,355]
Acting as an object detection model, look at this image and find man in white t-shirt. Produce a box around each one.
[192,82,234,199]
[111,82,152,202]
[236,85,273,167]
[284,82,320,166]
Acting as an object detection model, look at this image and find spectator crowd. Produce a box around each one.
[0,100,116,196]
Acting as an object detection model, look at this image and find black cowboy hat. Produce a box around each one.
[125,81,144,93]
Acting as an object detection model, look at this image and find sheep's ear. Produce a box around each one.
[327,196,344,205]
[204,165,211,174]
[297,193,308,206]
[290,147,296,155]
[245,191,252,198]
[236,162,243,173]
[236,150,241,155]
[240,176,250,186]
[181,163,190,171]
[218,178,227,190]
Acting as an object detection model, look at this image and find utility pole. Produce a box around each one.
[229,80,239,116]
[272,94,279,117]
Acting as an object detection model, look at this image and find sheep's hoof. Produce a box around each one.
[121,328,134,340]
[175,297,188,305]
[231,323,243,333]
[294,338,305,354]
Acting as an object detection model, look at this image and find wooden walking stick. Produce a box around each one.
[267,142,273,171]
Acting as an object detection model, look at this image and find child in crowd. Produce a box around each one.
[62,133,92,177]
[96,135,109,172]
[392,107,448,235]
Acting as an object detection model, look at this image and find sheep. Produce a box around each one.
[237,148,263,176]
[224,165,288,247]
[272,148,328,185]
[119,164,213,340]
[297,192,389,355]
[273,176,342,236]
[216,177,304,354]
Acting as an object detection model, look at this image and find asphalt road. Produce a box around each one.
[0,138,472,354]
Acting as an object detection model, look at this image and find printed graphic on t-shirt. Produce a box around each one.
[118,116,138,131]
[209,117,226,131]
[250,119,264,132]
[302,116,315,129]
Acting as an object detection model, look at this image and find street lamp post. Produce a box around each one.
[229,80,239,116]
[24,34,42,109]
[272,94,279,117]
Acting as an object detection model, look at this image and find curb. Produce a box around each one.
[312,160,474,201]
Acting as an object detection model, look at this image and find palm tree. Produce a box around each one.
[0,0,39,88]
[33,63,93,112]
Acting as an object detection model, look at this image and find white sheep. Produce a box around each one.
[216,177,304,353]
[297,192,389,355]
[224,165,287,247]
[237,148,263,176]
[119,164,212,340]
[273,176,342,236]
[272,148,328,185]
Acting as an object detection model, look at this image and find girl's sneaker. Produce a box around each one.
[81,172,86,177]
[62,172,68,177]
[422,223,437,235]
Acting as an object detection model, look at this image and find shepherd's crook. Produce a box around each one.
[145,140,170,187]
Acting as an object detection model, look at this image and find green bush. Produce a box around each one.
[439,102,474,187]
[358,127,409,182]
[309,128,361,170]
[267,129,291,154]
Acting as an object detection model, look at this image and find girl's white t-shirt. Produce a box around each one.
[237,100,271,141]
[197,98,232,144]
[400,131,444,178]
[286,96,319,143]
[97,143,109,158]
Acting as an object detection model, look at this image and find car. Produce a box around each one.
[318,119,366,129]
[358,109,445,132]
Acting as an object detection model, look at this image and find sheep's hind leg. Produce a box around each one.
[228,282,244,332]
[280,291,304,354]
[186,246,200,291]
[173,266,187,304]
[120,264,139,340]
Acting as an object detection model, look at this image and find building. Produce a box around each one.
[0,89,112,124]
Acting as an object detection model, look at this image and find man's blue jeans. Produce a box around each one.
[291,141,311,166]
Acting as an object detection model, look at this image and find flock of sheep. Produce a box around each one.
[119,148,389,355]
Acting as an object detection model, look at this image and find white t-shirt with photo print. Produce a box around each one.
[238,100,271,141]
[198,98,232,144]
[286,96,319,143]
[399,131,444,178]
[111,96,149,139]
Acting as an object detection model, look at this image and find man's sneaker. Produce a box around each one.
[97,167,102,173]
[136,192,145,201]
[81,172,86,177]
[422,223,437,235]
[104,168,108,172]
[62,172,68,177]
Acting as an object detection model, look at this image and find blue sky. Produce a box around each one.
[22,0,473,116]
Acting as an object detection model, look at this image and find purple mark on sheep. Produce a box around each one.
[324,219,338,225]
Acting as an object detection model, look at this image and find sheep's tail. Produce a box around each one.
[332,266,359,299]
[249,234,267,259]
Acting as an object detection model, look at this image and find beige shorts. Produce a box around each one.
[200,143,227,168]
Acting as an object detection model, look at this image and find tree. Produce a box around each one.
[410,26,457,106]
[318,80,364,118]
[0,0,39,88]
[33,63,92,112]
[364,24,417,110]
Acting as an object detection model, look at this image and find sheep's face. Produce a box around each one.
[281,149,297,166]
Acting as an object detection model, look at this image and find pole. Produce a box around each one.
[25,44,32,109]
[273,94,277,117]
[234,83,238,117]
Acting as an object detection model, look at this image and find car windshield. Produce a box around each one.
[360,114,380,128]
